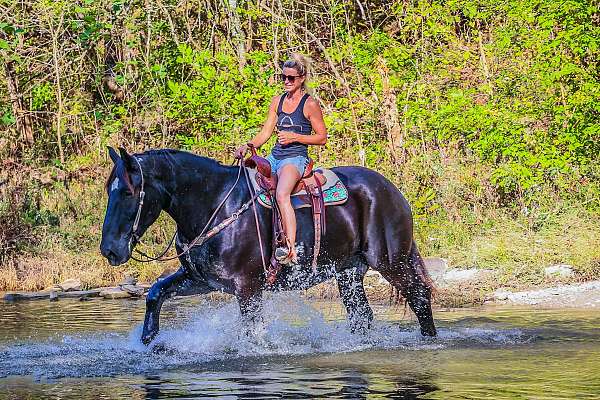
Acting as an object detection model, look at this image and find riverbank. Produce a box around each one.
[1,0,598,315]
[4,267,600,309]
[304,271,600,309]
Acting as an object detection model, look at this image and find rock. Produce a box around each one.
[492,288,512,301]
[44,284,63,292]
[544,264,574,278]
[365,270,389,285]
[3,289,100,301]
[121,274,138,286]
[423,257,448,285]
[99,287,131,299]
[58,278,81,292]
[444,268,494,283]
[120,284,145,296]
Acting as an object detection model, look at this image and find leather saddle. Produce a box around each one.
[244,152,326,195]
[244,144,327,284]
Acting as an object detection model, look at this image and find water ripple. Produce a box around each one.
[0,295,534,380]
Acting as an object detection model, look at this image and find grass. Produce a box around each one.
[439,207,600,286]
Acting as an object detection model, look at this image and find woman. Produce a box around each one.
[235,54,327,265]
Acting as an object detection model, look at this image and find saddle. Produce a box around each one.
[244,145,348,284]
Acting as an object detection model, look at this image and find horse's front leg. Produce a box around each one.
[336,263,373,334]
[235,277,263,333]
[142,267,212,345]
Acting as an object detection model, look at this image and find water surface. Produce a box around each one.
[1,293,599,399]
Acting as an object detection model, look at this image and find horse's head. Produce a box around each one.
[100,147,163,266]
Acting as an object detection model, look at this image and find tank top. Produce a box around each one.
[271,92,312,160]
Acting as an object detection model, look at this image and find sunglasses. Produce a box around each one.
[280,73,304,83]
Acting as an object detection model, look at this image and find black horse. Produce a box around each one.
[100,147,436,345]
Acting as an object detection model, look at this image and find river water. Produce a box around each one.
[0,293,598,399]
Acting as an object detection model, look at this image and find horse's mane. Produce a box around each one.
[139,149,232,172]
[105,149,231,193]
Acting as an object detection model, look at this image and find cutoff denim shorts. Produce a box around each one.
[266,154,308,177]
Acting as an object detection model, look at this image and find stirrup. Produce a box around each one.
[274,247,299,266]
[274,238,298,265]
[274,246,290,262]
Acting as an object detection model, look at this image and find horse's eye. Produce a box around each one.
[124,190,134,197]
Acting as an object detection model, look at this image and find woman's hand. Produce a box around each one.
[234,144,249,159]
[277,131,298,146]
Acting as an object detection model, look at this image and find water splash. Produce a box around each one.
[0,294,529,379]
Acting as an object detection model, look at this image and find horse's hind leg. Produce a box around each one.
[142,267,212,345]
[378,244,437,337]
[336,259,373,334]
[407,243,436,336]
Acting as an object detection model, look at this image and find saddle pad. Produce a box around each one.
[246,168,348,209]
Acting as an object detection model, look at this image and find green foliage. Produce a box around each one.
[164,47,277,153]
[1,0,599,288]
[31,83,55,111]
[0,104,14,126]
[3,0,596,199]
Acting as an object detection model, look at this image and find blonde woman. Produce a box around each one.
[235,54,327,264]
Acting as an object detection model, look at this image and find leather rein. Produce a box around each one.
[127,156,268,274]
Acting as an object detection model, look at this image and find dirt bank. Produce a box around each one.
[4,272,600,310]
[489,281,600,308]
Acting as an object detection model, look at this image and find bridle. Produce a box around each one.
[127,156,146,254]
[123,155,267,273]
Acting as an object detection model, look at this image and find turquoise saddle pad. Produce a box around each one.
[246,168,349,209]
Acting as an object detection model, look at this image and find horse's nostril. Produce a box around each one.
[100,244,111,259]
[100,244,118,263]
[106,251,121,265]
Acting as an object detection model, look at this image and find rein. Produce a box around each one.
[128,157,267,272]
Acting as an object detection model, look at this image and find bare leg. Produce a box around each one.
[142,267,213,345]
[275,164,301,260]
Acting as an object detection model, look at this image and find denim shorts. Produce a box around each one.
[266,154,308,177]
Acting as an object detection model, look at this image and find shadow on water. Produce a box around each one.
[1,293,600,398]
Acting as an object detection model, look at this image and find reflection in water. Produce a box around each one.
[1,294,600,398]
[136,369,438,399]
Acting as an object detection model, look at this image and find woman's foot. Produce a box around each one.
[275,245,298,265]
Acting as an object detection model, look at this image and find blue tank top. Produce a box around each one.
[271,93,312,160]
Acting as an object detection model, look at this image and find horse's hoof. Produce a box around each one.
[141,332,157,346]
[420,326,437,337]
[150,342,168,354]
[349,321,372,335]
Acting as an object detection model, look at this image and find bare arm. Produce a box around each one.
[277,97,327,146]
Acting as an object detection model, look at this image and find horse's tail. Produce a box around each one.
[389,240,436,307]
[409,240,437,298]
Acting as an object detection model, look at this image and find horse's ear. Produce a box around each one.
[118,147,134,171]
[108,146,120,164]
